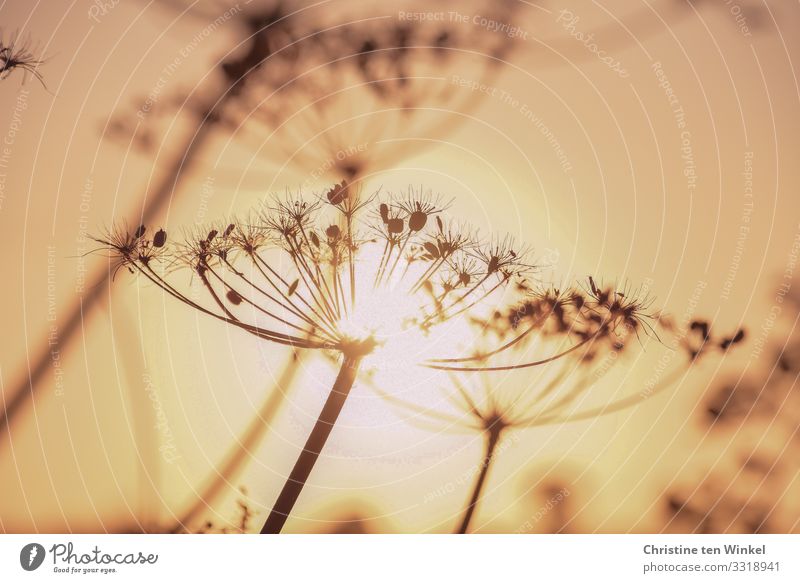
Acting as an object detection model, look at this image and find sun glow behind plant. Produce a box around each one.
[93,180,739,533]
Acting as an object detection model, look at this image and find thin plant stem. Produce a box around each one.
[384,232,411,283]
[110,306,161,531]
[261,353,362,533]
[347,214,355,306]
[424,335,597,372]
[0,80,239,440]
[0,13,298,438]
[457,426,503,534]
[169,350,304,533]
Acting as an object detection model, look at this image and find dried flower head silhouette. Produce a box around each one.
[0,31,45,87]
[111,1,519,180]
[92,184,740,533]
[229,7,517,180]
[376,284,745,532]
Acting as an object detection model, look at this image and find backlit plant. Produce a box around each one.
[0,31,45,86]
[93,184,743,533]
[377,283,745,532]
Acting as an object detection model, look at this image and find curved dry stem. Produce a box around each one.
[423,335,595,372]
[169,351,304,533]
[457,426,502,534]
[520,364,687,428]
[261,353,363,533]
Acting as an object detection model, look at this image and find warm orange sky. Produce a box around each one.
[1,0,798,533]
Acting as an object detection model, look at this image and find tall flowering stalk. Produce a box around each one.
[98,183,651,532]
[377,284,745,533]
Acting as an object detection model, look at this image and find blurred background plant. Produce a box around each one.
[0,0,795,534]
[0,30,46,87]
[1,0,523,533]
[661,280,800,534]
[377,281,744,533]
[91,186,543,532]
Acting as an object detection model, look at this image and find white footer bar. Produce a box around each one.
[1,534,798,582]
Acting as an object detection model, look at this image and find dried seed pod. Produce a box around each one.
[690,320,710,340]
[380,203,389,224]
[135,225,146,239]
[720,329,746,349]
[310,232,320,248]
[409,210,427,231]
[326,180,348,205]
[388,218,404,234]
[207,229,218,242]
[223,223,235,238]
[226,290,243,305]
[423,242,440,259]
[153,229,167,248]
[326,224,341,240]
[287,279,299,296]
[487,256,499,273]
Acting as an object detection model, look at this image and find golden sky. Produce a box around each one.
[1,0,798,533]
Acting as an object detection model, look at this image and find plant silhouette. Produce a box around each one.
[377,284,745,532]
[95,185,693,532]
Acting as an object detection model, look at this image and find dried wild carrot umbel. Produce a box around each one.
[377,284,745,532]
[92,182,742,533]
